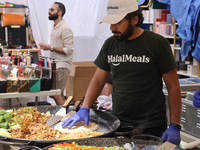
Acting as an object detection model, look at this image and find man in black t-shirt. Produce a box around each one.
[62,0,181,146]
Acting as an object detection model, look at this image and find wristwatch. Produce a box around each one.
[170,123,181,129]
[50,46,53,52]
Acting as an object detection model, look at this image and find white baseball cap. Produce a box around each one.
[100,0,138,24]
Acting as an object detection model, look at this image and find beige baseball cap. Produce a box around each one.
[100,0,138,24]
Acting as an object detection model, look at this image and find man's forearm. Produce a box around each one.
[168,87,181,125]
[81,79,104,109]
[51,47,65,54]
[82,69,110,109]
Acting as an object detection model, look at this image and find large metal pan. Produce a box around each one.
[0,105,120,148]
[19,137,183,150]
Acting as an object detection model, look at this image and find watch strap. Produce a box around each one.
[51,46,53,52]
[170,123,181,129]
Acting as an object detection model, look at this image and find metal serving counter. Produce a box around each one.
[163,77,200,148]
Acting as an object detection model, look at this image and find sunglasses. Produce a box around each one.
[49,8,55,11]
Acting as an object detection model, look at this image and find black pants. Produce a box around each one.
[131,124,167,138]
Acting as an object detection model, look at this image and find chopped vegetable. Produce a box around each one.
[9,107,50,136]
[0,122,9,129]
[0,116,5,123]
[49,142,125,150]
[0,110,6,116]
[3,112,14,122]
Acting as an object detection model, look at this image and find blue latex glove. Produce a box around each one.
[193,90,200,108]
[61,107,89,129]
[161,126,181,145]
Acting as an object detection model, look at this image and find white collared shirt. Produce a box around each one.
[50,19,74,70]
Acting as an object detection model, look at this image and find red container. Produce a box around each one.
[161,10,170,22]
[17,66,23,77]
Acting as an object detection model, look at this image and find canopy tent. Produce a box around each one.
[27,0,111,62]
[1,0,111,62]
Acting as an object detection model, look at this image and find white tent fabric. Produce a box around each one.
[27,0,111,62]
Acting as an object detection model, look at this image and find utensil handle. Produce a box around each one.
[63,96,73,108]
[72,100,82,111]
[181,139,200,149]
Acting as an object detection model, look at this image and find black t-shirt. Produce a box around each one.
[94,30,177,128]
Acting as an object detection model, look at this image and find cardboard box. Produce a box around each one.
[41,78,51,91]
[142,10,150,22]
[155,21,166,35]
[7,79,19,93]
[66,61,97,101]
[161,10,170,22]
[165,24,171,36]
[166,14,172,24]
[30,78,41,92]
[0,79,7,93]
[19,78,30,93]
[149,9,162,23]
[170,24,174,36]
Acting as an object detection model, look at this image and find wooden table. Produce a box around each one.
[0,89,61,109]
[7,49,40,53]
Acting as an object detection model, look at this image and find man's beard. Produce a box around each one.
[112,22,134,42]
[48,13,59,20]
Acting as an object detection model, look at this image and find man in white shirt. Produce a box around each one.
[39,2,74,105]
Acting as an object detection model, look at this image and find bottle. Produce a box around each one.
[51,58,56,70]
[12,58,14,65]
[32,70,36,78]
[19,52,22,64]
[21,72,23,78]
[0,43,3,56]
[4,47,8,56]
[23,52,27,65]
[39,55,42,66]
[9,60,12,67]
[1,57,5,65]
[14,54,18,65]
[41,56,45,67]
[26,50,31,66]
[7,57,10,66]
[44,57,48,68]
[10,70,13,79]
[4,53,8,65]
[11,51,15,61]
[17,51,20,66]
[48,57,52,69]
[31,54,33,64]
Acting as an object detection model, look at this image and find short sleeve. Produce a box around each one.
[94,38,111,71]
[156,38,177,74]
